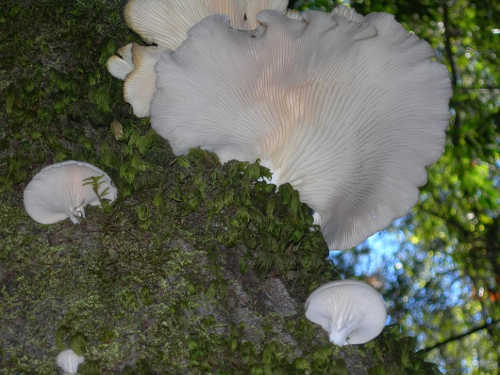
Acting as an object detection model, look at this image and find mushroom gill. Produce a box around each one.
[150,7,452,249]
[23,161,117,224]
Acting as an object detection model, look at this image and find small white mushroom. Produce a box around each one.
[56,349,84,374]
[23,161,117,224]
[106,42,165,117]
[106,43,134,80]
[108,0,289,117]
[122,43,166,117]
[150,7,451,249]
[305,280,387,346]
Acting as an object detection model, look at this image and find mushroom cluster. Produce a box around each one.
[104,0,450,346]
[109,0,451,251]
[18,1,451,363]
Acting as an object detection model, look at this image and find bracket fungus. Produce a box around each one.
[305,280,387,346]
[23,161,117,224]
[107,0,288,117]
[148,7,451,249]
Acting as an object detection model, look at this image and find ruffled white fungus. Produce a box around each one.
[305,280,387,346]
[149,7,452,249]
[107,0,288,117]
[56,349,84,374]
[124,0,289,49]
[122,43,166,117]
[106,43,165,117]
[23,161,117,224]
[106,43,134,80]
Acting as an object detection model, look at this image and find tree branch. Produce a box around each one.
[442,1,461,146]
[442,2,458,88]
[459,86,500,91]
[418,319,500,353]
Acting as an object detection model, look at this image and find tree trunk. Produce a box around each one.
[0,1,440,374]
[0,150,440,374]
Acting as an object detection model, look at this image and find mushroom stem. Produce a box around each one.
[69,215,80,224]
[312,212,322,226]
[78,206,86,219]
[329,320,357,346]
[329,328,348,346]
[69,203,86,224]
[328,309,362,346]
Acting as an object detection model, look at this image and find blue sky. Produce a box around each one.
[329,218,404,276]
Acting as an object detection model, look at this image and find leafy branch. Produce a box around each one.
[418,319,499,353]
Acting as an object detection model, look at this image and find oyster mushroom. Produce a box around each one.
[107,42,165,117]
[56,349,84,374]
[107,0,289,117]
[124,0,289,49]
[123,43,166,117]
[305,280,387,346]
[23,161,117,224]
[149,7,451,249]
[106,43,134,80]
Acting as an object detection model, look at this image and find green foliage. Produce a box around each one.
[292,0,337,11]
[295,0,499,373]
[364,326,441,375]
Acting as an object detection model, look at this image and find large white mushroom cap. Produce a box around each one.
[124,0,289,49]
[107,0,288,117]
[150,7,452,249]
[305,280,387,346]
[23,161,117,224]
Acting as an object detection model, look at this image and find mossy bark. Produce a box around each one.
[0,1,439,374]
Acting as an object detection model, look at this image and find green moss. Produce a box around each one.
[0,157,440,373]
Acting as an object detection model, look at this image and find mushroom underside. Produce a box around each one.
[23,161,117,224]
[149,7,451,249]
